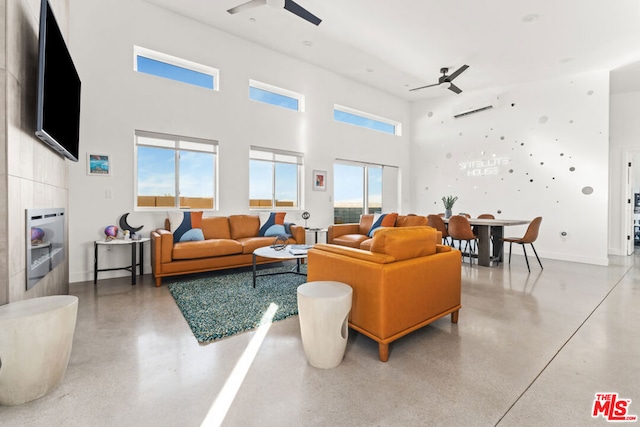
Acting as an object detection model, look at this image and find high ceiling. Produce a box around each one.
[143,0,640,100]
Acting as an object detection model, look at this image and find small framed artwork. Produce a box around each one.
[87,154,110,176]
[313,170,327,191]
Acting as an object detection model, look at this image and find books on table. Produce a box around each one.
[289,244,312,256]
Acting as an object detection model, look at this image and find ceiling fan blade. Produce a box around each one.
[227,0,266,14]
[448,83,462,94]
[283,0,322,25]
[409,82,442,92]
[446,64,469,82]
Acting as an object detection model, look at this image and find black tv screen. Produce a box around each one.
[35,0,81,162]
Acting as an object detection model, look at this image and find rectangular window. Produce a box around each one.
[249,147,303,209]
[249,80,304,112]
[333,161,395,223]
[333,104,401,136]
[135,130,217,210]
[134,46,219,90]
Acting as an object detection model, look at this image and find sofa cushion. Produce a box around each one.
[169,211,203,243]
[172,239,243,260]
[358,214,375,236]
[229,215,260,239]
[238,236,292,254]
[395,215,428,227]
[370,226,437,261]
[201,217,232,240]
[332,234,370,249]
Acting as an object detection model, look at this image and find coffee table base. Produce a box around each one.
[252,254,306,288]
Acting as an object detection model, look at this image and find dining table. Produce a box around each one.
[443,217,531,266]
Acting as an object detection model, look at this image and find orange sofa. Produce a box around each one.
[151,215,305,286]
[308,226,461,362]
[328,214,430,250]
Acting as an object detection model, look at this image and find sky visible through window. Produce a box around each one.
[334,109,396,135]
[249,86,299,111]
[138,146,214,199]
[250,160,298,203]
[136,56,215,90]
[334,163,382,207]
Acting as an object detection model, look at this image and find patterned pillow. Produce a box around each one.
[368,212,398,237]
[169,211,203,243]
[259,212,286,236]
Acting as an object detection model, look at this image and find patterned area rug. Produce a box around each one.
[167,264,308,343]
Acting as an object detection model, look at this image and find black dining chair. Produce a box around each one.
[502,217,543,272]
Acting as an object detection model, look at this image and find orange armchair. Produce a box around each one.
[308,226,462,362]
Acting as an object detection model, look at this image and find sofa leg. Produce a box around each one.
[155,276,162,287]
[451,310,459,323]
[378,343,389,362]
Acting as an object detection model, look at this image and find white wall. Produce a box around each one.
[411,71,610,266]
[68,0,412,282]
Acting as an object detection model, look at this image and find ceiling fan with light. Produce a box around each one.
[227,0,322,26]
[410,65,470,94]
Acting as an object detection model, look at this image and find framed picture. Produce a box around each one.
[312,170,327,191]
[87,154,110,176]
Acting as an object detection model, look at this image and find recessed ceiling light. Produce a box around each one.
[302,40,313,47]
[249,17,256,22]
[366,68,374,73]
[522,14,539,23]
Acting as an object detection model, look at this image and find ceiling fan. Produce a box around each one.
[410,65,470,94]
[227,0,322,26]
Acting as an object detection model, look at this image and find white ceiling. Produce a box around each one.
[143,0,640,100]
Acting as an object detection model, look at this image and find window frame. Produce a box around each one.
[333,104,402,136]
[249,146,304,210]
[133,46,220,91]
[134,130,218,211]
[249,79,305,112]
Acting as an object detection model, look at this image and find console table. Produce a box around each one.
[94,238,149,285]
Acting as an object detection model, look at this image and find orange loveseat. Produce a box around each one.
[308,226,461,362]
[151,215,305,286]
[328,214,430,250]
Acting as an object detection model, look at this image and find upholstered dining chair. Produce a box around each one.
[427,214,451,246]
[447,215,477,265]
[502,217,543,272]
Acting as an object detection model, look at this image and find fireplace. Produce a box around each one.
[26,208,65,290]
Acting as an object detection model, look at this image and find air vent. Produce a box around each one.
[453,105,494,119]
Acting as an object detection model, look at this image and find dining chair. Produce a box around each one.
[502,217,543,272]
[427,214,452,245]
[447,215,477,265]
[473,213,495,240]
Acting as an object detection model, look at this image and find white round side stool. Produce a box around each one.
[297,281,352,369]
[0,295,78,406]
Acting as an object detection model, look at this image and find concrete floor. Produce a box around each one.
[1,253,638,426]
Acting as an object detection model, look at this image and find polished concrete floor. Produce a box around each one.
[1,253,639,426]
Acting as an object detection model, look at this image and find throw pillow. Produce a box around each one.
[264,224,287,237]
[368,212,398,237]
[179,228,205,242]
[169,211,204,243]
[259,212,286,236]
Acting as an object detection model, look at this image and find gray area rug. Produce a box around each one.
[167,264,308,343]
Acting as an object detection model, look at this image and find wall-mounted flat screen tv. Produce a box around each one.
[35,0,81,162]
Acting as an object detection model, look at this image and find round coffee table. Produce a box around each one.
[252,245,309,288]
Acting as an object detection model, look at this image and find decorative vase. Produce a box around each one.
[445,208,452,218]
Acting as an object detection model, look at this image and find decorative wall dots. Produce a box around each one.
[582,186,594,195]
[587,90,594,96]
[446,152,453,159]
[538,116,549,124]
[427,112,434,117]
[569,167,576,172]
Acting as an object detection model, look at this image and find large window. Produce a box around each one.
[333,104,401,136]
[134,46,219,90]
[136,131,217,209]
[333,161,397,224]
[249,80,304,112]
[250,147,303,209]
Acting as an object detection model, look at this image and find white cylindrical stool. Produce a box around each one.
[0,295,78,406]
[297,281,352,369]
